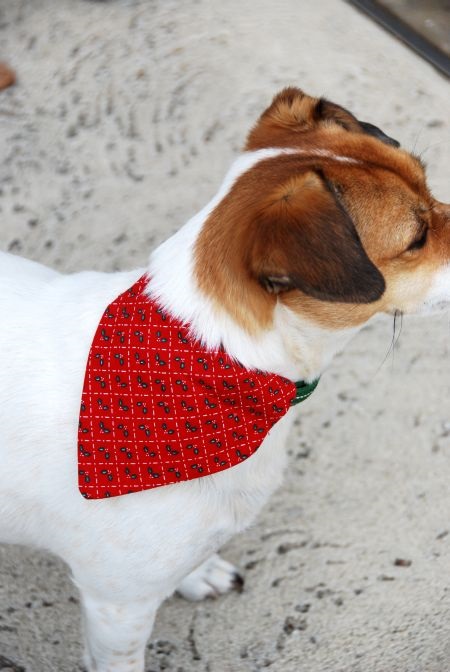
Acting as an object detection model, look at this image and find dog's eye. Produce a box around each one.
[407,226,428,252]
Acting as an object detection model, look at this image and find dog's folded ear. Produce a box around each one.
[316,98,400,147]
[249,171,385,304]
[358,121,400,148]
[245,88,319,148]
[246,88,399,149]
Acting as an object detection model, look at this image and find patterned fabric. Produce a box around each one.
[78,275,303,499]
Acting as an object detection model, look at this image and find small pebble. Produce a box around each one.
[394,558,412,567]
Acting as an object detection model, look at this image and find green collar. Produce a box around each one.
[291,378,320,406]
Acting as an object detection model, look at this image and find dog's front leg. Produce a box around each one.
[176,552,244,601]
[80,591,160,672]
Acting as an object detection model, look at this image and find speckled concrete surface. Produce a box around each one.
[0,1,449,671]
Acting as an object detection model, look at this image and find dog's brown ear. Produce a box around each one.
[249,171,385,303]
[315,98,400,147]
[246,88,399,149]
[246,87,363,149]
[245,88,317,148]
[254,87,317,129]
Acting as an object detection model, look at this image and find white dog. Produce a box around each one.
[1,88,449,672]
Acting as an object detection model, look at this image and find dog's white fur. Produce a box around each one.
[0,149,448,672]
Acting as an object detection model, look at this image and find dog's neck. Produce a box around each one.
[147,152,360,382]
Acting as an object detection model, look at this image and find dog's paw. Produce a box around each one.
[176,553,244,601]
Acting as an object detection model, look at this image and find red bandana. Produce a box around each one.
[78,276,310,499]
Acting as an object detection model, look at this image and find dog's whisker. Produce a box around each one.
[410,123,426,156]
[418,138,450,159]
[391,310,403,371]
[373,310,403,377]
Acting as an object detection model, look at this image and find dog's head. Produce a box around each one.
[195,87,450,333]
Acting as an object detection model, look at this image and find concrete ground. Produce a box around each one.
[0,1,449,670]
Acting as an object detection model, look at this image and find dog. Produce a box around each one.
[0,87,449,672]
